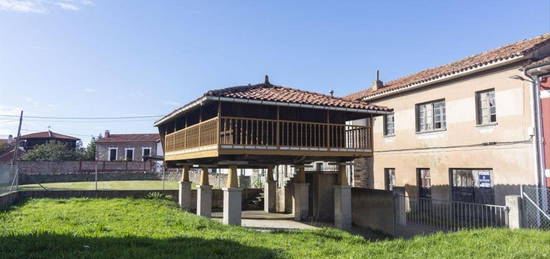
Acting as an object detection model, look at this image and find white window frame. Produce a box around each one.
[476,89,496,125]
[142,147,152,160]
[416,99,446,133]
[108,147,118,161]
[124,148,135,161]
[383,113,395,136]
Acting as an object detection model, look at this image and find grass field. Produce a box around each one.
[17,180,193,191]
[1,198,549,258]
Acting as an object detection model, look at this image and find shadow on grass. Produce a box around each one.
[0,233,279,259]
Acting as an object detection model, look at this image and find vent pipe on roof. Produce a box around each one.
[264,75,270,85]
[104,130,110,138]
[371,70,384,90]
[329,90,334,97]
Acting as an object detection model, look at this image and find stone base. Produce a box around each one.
[179,181,192,210]
[223,188,242,225]
[264,180,276,213]
[197,185,212,218]
[293,183,309,221]
[334,185,351,229]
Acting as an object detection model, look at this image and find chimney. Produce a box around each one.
[371,70,384,90]
[7,134,13,145]
[104,130,110,138]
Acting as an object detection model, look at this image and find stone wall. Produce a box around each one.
[96,141,159,162]
[351,188,395,235]
[353,157,373,188]
[0,191,18,211]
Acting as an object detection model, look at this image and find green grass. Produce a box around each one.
[1,198,550,258]
[17,180,197,191]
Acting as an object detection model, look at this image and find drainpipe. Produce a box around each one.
[525,63,550,188]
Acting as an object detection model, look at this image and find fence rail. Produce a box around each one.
[400,195,508,232]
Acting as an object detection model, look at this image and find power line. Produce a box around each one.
[0,114,163,120]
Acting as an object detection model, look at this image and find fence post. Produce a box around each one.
[505,195,522,229]
[393,189,406,226]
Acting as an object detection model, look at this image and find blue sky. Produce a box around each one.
[0,0,548,144]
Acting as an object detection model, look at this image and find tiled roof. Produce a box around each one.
[156,80,391,125]
[344,33,550,101]
[0,139,7,145]
[21,131,80,140]
[525,56,550,70]
[96,133,160,143]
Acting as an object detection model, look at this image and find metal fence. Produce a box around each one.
[521,186,550,229]
[0,164,18,195]
[400,195,508,232]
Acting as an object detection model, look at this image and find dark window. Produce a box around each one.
[109,149,117,161]
[416,100,446,132]
[383,114,395,136]
[451,169,494,204]
[476,89,496,125]
[384,168,396,191]
[417,168,432,199]
[143,148,151,158]
[125,149,134,161]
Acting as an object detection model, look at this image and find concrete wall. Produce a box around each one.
[359,63,538,205]
[311,173,337,221]
[351,188,395,235]
[0,191,18,211]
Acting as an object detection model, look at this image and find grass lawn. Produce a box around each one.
[1,198,550,258]
[17,180,195,191]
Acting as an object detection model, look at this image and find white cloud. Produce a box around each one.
[0,0,93,13]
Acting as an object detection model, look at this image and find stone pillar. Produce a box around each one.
[178,166,192,210]
[264,166,276,213]
[334,163,352,229]
[506,195,522,229]
[223,166,242,225]
[293,165,309,221]
[197,167,212,218]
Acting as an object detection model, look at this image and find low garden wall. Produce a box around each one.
[0,191,19,211]
[351,188,395,235]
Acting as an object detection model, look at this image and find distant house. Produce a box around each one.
[95,130,162,161]
[0,135,25,162]
[20,131,80,151]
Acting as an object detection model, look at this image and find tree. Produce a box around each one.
[82,134,102,161]
[20,142,84,161]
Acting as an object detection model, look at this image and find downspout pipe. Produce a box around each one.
[525,63,550,188]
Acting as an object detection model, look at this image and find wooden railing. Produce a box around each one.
[165,116,372,154]
[219,116,371,150]
[165,117,219,152]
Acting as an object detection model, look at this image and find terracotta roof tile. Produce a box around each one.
[21,131,80,140]
[97,133,160,143]
[344,33,550,101]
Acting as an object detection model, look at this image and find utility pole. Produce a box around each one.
[11,110,23,166]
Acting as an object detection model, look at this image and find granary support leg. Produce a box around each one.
[293,165,309,221]
[334,163,352,229]
[223,166,242,225]
[178,165,192,211]
[197,167,212,218]
[264,166,276,213]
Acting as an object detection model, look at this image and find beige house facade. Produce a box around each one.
[345,34,550,205]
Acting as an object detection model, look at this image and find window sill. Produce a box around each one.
[383,134,396,138]
[415,129,447,135]
[476,122,498,128]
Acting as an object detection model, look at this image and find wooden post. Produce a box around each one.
[267,166,274,182]
[276,106,280,146]
[200,167,209,185]
[227,166,238,188]
[295,165,305,183]
[217,101,221,145]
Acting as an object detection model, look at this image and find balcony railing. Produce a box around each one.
[164,116,372,155]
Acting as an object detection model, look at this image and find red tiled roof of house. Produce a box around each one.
[21,131,80,140]
[344,33,550,101]
[156,80,391,125]
[96,133,160,143]
[0,139,7,145]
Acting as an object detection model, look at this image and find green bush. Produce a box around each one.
[21,142,84,161]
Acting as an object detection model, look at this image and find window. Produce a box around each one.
[416,100,446,132]
[450,169,494,204]
[417,168,432,198]
[125,148,134,161]
[476,89,496,125]
[108,148,117,161]
[142,147,151,160]
[383,114,395,136]
[384,168,396,191]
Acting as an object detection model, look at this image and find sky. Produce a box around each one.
[0,0,549,144]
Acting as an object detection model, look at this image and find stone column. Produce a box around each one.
[197,167,212,218]
[334,163,352,229]
[293,165,309,221]
[264,166,276,213]
[223,166,242,225]
[506,195,522,229]
[178,166,192,211]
